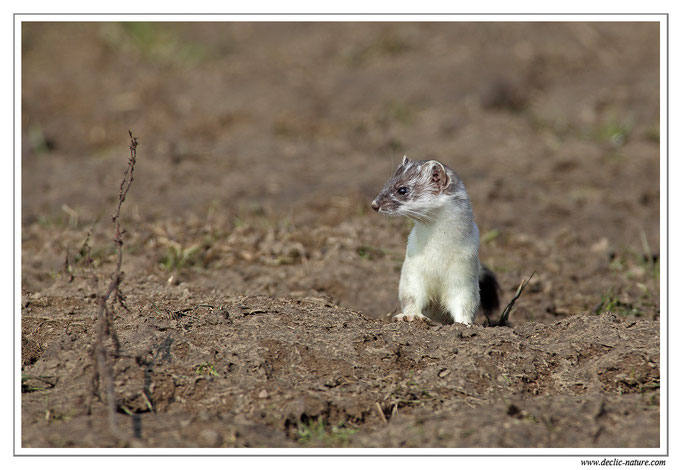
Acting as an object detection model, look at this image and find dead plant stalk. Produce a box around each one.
[90,131,138,437]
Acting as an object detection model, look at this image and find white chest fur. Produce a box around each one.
[398,209,481,324]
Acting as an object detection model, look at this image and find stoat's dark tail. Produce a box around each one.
[479,265,500,322]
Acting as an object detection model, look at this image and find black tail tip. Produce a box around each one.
[479,265,501,317]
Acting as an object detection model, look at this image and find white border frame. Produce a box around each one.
[13,13,669,461]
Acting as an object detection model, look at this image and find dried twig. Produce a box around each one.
[489,271,535,327]
[79,224,99,288]
[639,228,657,276]
[63,248,74,283]
[375,402,388,424]
[89,131,138,437]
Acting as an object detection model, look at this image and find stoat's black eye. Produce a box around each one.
[397,187,409,195]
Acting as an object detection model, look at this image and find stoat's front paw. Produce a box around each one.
[393,312,428,322]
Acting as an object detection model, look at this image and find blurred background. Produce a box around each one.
[21,21,660,322]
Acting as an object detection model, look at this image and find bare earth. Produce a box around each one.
[21,22,660,448]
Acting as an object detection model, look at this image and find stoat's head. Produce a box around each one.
[371,156,468,223]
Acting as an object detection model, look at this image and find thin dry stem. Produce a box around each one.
[89,131,139,438]
[489,271,535,327]
[79,225,99,289]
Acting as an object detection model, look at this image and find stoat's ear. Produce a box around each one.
[429,161,450,190]
[401,155,410,166]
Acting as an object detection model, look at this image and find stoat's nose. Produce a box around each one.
[371,200,380,211]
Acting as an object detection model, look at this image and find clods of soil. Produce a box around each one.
[21,21,660,448]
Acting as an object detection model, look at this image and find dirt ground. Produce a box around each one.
[20,21,661,449]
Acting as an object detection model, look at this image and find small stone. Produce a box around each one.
[258,389,269,399]
[198,429,222,447]
[628,265,646,279]
[591,237,609,253]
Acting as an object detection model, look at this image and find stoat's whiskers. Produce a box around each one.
[401,208,435,225]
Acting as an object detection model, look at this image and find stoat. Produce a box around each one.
[371,156,499,325]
